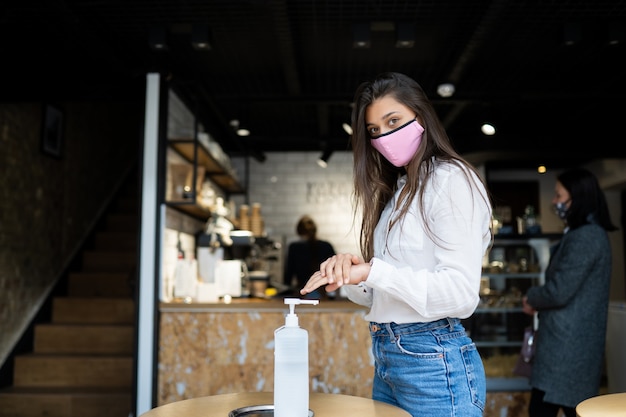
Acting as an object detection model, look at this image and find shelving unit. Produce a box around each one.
[464,234,561,391]
[165,136,244,220]
[168,138,244,194]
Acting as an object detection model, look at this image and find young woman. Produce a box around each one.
[522,167,617,417]
[301,72,493,417]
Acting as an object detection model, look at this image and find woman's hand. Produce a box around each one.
[300,253,370,295]
[522,296,536,315]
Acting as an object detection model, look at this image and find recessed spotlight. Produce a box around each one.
[342,123,353,135]
[437,83,455,98]
[236,128,250,137]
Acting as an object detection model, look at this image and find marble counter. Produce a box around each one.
[158,300,372,405]
[157,299,531,417]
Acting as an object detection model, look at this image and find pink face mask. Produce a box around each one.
[370,119,424,167]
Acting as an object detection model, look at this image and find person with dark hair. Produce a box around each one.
[284,215,335,299]
[300,72,493,417]
[522,167,618,417]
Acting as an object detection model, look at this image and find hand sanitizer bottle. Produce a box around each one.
[274,298,319,417]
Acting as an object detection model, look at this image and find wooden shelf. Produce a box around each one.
[166,201,212,219]
[168,138,244,194]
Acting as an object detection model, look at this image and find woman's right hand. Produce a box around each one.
[300,253,369,295]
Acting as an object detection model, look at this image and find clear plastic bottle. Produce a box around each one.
[274,298,319,417]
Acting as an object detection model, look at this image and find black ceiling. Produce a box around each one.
[2,1,625,169]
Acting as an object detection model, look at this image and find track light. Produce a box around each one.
[317,149,333,168]
[192,24,212,50]
[563,21,581,46]
[608,21,624,46]
[352,23,371,49]
[395,22,415,48]
[149,27,168,51]
[229,119,251,136]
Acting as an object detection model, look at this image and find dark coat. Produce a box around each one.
[284,239,335,289]
[526,223,612,408]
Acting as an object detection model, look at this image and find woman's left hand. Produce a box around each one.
[522,296,536,315]
[300,253,368,295]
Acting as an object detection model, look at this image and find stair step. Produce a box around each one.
[82,251,136,273]
[0,387,131,417]
[115,196,138,213]
[13,355,132,388]
[34,324,133,354]
[106,214,138,232]
[52,298,134,324]
[68,272,134,297]
[94,231,137,252]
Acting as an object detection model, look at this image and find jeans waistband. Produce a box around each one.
[369,317,460,337]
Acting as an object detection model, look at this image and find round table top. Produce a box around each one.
[140,392,411,417]
[576,392,626,417]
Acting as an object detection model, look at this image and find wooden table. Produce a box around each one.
[140,392,411,417]
[576,392,626,417]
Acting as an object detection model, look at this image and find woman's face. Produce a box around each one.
[365,95,417,137]
[553,180,571,207]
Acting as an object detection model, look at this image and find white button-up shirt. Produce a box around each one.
[343,160,492,323]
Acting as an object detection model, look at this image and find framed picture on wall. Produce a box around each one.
[41,104,64,158]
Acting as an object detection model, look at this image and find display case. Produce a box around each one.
[463,234,560,391]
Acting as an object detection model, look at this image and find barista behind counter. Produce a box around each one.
[284,215,336,299]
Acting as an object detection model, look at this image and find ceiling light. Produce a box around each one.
[437,83,455,98]
[229,119,250,136]
[317,149,333,168]
[563,22,581,46]
[395,22,415,48]
[608,22,624,46]
[352,23,371,49]
[149,27,168,51]
[192,24,212,50]
[481,123,496,136]
[342,123,353,135]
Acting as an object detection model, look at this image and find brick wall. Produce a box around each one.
[0,101,142,366]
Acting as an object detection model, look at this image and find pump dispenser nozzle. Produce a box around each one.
[283,298,319,327]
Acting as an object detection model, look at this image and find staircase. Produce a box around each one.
[0,176,139,417]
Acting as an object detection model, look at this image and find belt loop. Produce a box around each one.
[446,317,454,329]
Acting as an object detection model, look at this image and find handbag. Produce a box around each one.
[513,325,536,378]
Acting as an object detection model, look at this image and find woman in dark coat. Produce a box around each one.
[523,167,618,417]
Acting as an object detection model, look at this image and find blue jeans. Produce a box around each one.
[369,318,486,417]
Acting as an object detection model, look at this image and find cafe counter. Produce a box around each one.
[158,298,531,417]
[158,299,372,405]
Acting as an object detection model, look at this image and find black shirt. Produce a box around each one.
[284,239,335,290]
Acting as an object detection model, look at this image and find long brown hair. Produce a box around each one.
[350,72,492,260]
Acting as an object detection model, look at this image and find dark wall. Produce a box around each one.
[0,99,143,365]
